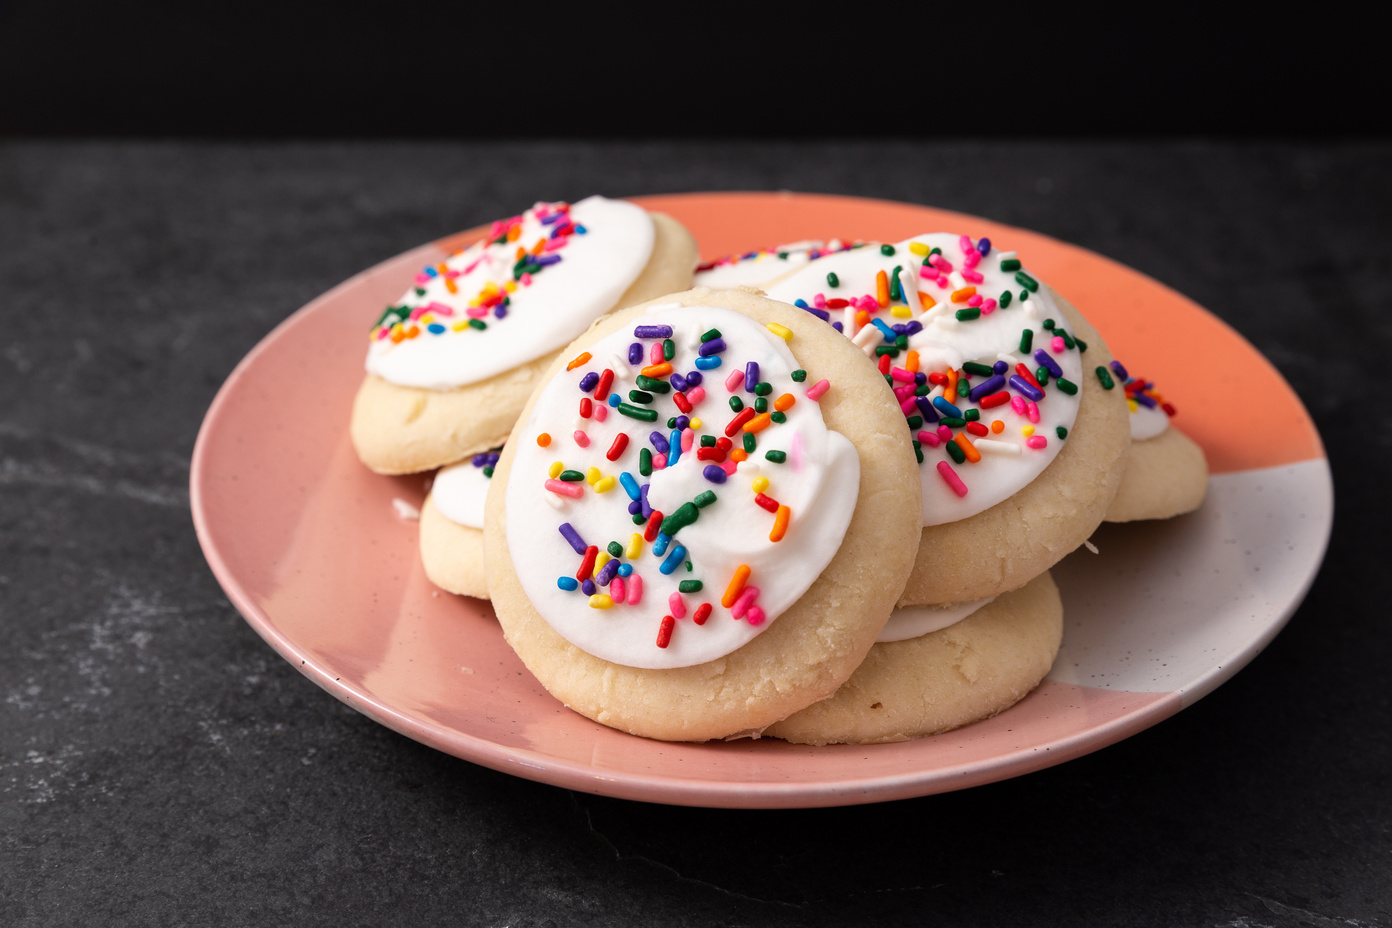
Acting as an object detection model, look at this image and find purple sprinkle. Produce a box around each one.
[558,523,587,555]
[801,305,831,321]
[670,372,688,392]
[649,431,670,455]
[534,254,562,267]
[832,321,844,333]
[1034,350,1063,379]
[634,325,673,339]
[673,415,690,431]
[915,396,939,422]
[1110,360,1130,381]
[640,484,653,519]
[977,237,991,255]
[628,342,643,364]
[698,337,727,356]
[702,465,728,484]
[969,374,1006,402]
[540,211,564,225]
[581,579,596,596]
[993,360,1009,375]
[627,499,642,515]
[744,362,759,393]
[595,559,619,587]
[1134,393,1157,409]
[903,320,923,336]
[892,323,908,335]
[1009,375,1044,402]
[915,372,927,385]
[493,305,508,320]
[578,371,599,392]
[472,453,488,466]
[684,371,703,388]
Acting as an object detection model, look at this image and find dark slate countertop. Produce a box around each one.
[2,141,1388,927]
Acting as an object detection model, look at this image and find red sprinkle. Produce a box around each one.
[692,603,712,626]
[696,446,726,462]
[594,368,614,401]
[725,407,757,437]
[877,354,891,375]
[656,615,675,649]
[979,391,1011,409]
[715,437,733,452]
[1162,402,1177,416]
[672,391,692,413]
[606,433,629,461]
[579,397,593,418]
[644,511,663,542]
[1014,363,1043,391]
[576,545,598,581]
[826,298,850,308]
[928,372,949,386]
[753,493,779,513]
[966,421,989,437]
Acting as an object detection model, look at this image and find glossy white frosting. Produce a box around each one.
[432,458,492,529]
[1131,402,1170,441]
[694,241,842,290]
[876,596,994,643]
[505,304,859,669]
[765,233,1084,527]
[366,196,654,391]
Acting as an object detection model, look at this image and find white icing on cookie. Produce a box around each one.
[765,233,1085,528]
[432,455,496,529]
[505,305,859,670]
[1130,402,1170,441]
[366,196,654,391]
[694,241,848,290]
[876,596,994,643]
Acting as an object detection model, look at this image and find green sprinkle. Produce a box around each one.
[826,272,839,288]
[618,403,658,422]
[700,328,722,343]
[875,346,899,357]
[915,384,931,396]
[765,450,787,463]
[754,382,772,396]
[607,542,623,558]
[894,335,908,349]
[1059,329,1076,350]
[955,308,981,321]
[634,375,670,393]
[912,440,922,450]
[964,408,980,422]
[743,432,756,453]
[628,389,653,404]
[906,415,923,429]
[678,580,703,593]
[1000,290,1012,309]
[963,361,996,377]
[660,502,700,536]
[373,305,408,329]
[693,490,717,508]
[1000,258,1021,272]
[1076,338,1088,353]
[482,466,493,478]
[639,448,652,476]
[632,513,645,525]
[468,319,487,330]
[685,561,692,572]
[1035,367,1050,386]
[729,396,744,412]
[754,397,768,414]
[414,287,427,297]
[558,470,585,482]
[915,447,924,464]
[1015,271,1039,292]
[945,439,966,464]
[1056,426,1069,440]
[666,417,678,429]
[1095,366,1116,390]
[880,244,896,256]
[1055,377,1078,395]
[889,265,903,301]
[791,369,807,383]
[770,411,787,424]
[1019,329,1034,353]
[662,338,675,361]
[929,247,941,257]
[941,416,966,428]
[1020,289,1030,302]
[700,434,716,447]
[957,381,971,399]
[1042,318,1055,330]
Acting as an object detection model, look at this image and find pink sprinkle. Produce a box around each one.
[409,306,427,320]
[610,576,626,603]
[466,305,489,319]
[900,396,920,415]
[542,238,566,252]
[668,592,686,619]
[918,264,935,279]
[937,424,953,441]
[652,454,667,471]
[681,428,695,453]
[791,431,805,472]
[627,573,643,605]
[719,459,738,476]
[426,301,452,315]
[936,274,950,288]
[573,430,590,448]
[967,294,982,307]
[1027,401,1041,424]
[745,606,766,627]
[1052,335,1066,353]
[981,298,998,315]
[1026,435,1048,449]
[962,269,984,284]
[958,234,974,254]
[520,272,532,286]
[893,384,914,402]
[813,293,827,309]
[1011,395,1027,415]
[963,248,981,268]
[650,342,664,364]
[931,255,953,273]
[805,379,830,401]
[593,404,608,422]
[686,386,706,406]
[375,328,389,340]
[544,479,583,499]
[936,461,969,498]
[414,272,432,285]
[917,430,941,447]
[725,369,745,392]
[730,586,760,619]
[891,367,915,383]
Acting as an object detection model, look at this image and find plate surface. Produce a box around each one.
[190,192,1331,808]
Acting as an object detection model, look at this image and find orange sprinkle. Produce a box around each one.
[876,269,890,308]
[507,225,521,243]
[743,412,772,434]
[954,431,981,463]
[531,238,546,255]
[514,246,525,261]
[773,393,796,413]
[770,506,790,542]
[917,292,937,310]
[404,325,420,339]
[951,286,977,303]
[436,263,449,274]
[640,362,673,378]
[855,310,871,328]
[722,565,751,608]
[945,368,958,400]
[729,448,748,462]
[906,350,920,373]
[443,277,458,294]
[566,352,593,371]
[390,328,405,344]
[537,432,552,447]
[991,419,1004,434]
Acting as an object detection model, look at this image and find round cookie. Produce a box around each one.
[1104,362,1208,522]
[419,495,487,598]
[484,288,922,742]
[352,200,698,475]
[766,571,1062,745]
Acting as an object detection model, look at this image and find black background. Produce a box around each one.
[2,5,1390,927]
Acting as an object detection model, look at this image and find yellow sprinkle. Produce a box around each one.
[626,533,644,560]
[1127,399,1138,412]
[689,417,702,429]
[503,280,518,292]
[588,594,614,609]
[548,461,564,478]
[594,475,617,493]
[765,323,793,341]
[452,322,469,332]
[585,466,601,485]
[419,313,434,325]
[751,475,770,494]
[890,306,911,318]
[908,242,930,256]
[1022,425,1035,437]
[594,552,611,573]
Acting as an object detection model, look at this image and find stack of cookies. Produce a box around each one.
[351,202,1208,744]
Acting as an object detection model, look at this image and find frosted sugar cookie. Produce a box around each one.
[418,447,499,599]
[484,288,921,742]
[351,197,698,475]
[694,240,855,290]
[765,235,1130,606]
[766,571,1061,745]
[1103,361,1208,522]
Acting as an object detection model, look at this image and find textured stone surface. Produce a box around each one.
[1,142,1388,927]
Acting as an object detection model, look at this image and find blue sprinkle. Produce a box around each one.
[578,372,599,392]
[581,579,596,596]
[933,396,963,418]
[426,323,446,335]
[628,342,643,364]
[423,267,438,278]
[702,465,727,485]
[659,544,688,576]
[557,576,578,591]
[619,472,641,500]
[794,298,810,308]
[871,319,896,341]
[694,356,722,370]
[653,532,671,557]
[607,393,621,407]
[575,225,587,234]
[667,430,683,465]
[534,254,561,267]
[617,563,633,577]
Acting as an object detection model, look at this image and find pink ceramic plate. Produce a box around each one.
[191,192,1332,808]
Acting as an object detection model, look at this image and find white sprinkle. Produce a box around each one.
[391,498,420,521]
[1083,539,1100,554]
[974,439,1022,457]
[544,493,565,511]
